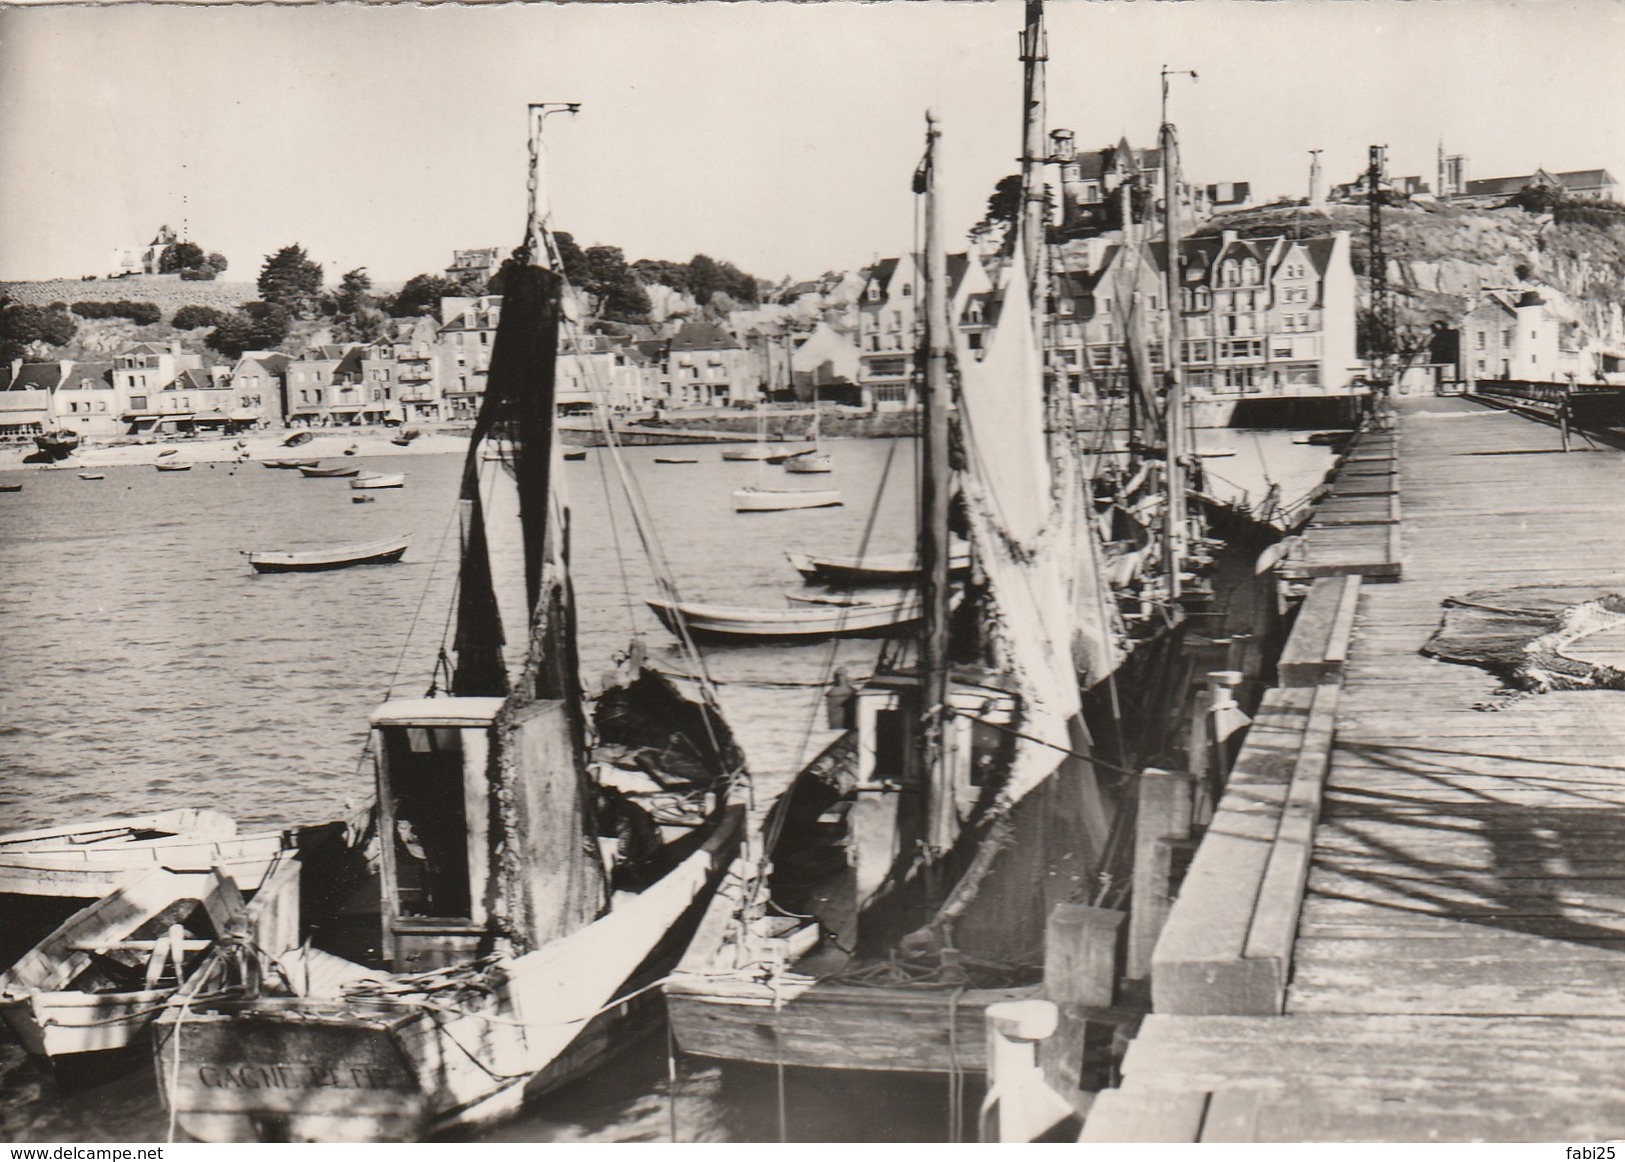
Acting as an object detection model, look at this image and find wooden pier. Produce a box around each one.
[1085,395,1625,1141]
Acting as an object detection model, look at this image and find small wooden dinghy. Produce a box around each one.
[783,454,833,474]
[350,472,405,490]
[563,448,587,461]
[352,495,376,504]
[261,459,320,470]
[785,546,972,586]
[647,594,921,640]
[763,445,817,464]
[0,483,21,493]
[733,486,841,512]
[654,456,698,464]
[157,448,177,457]
[155,461,192,472]
[0,809,286,900]
[298,464,361,478]
[0,869,244,1062]
[245,535,410,573]
[720,444,775,461]
[77,473,105,481]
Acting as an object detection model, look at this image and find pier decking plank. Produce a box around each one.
[1090,397,1625,1141]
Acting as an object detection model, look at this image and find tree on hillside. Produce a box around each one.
[386,273,457,319]
[207,301,292,360]
[688,254,758,305]
[173,305,228,331]
[258,244,323,317]
[322,268,387,341]
[160,241,206,274]
[578,245,650,322]
[0,295,77,363]
[631,258,691,294]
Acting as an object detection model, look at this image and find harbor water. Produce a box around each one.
[0,431,1334,1143]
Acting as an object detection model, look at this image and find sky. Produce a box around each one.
[3,0,1624,288]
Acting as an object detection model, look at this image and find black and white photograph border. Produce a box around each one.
[3,0,1625,1150]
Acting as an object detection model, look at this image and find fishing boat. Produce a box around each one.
[732,485,841,512]
[244,536,411,573]
[155,461,192,472]
[299,464,362,478]
[647,594,922,641]
[666,108,1126,1082]
[350,472,405,490]
[0,868,244,1063]
[260,459,320,470]
[785,544,972,586]
[77,472,105,481]
[154,108,750,1143]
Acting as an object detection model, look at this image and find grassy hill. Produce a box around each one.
[1,274,255,320]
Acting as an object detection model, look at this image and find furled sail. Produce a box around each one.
[453,262,608,949]
[913,237,1111,959]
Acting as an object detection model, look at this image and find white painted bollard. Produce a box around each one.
[979,999,1075,1143]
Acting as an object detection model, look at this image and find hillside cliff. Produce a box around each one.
[1200,200,1625,354]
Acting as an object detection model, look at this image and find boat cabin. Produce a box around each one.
[369,697,505,971]
[833,669,1018,910]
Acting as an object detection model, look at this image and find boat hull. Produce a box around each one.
[733,488,841,512]
[783,455,832,474]
[298,466,361,478]
[647,597,921,640]
[786,550,971,586]
[719,445,775,461]
[350,474,405,490]
[247,539,410,573]
[156,808,743,1142]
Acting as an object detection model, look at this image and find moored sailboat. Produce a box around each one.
[152,104,750,1143]
[666,110,1114,1079]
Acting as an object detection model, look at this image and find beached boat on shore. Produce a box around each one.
[244,536,410,573]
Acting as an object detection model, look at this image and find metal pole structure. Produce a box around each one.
[1367,145,1394,388]
[1159,67,1196,601]
[919,109,954,856]
[526,102,581,269]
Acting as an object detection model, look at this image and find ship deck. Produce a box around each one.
[1085,394,1625,1141]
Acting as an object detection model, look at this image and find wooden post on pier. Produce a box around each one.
[1128,766,1194,980]
[1046,901,1124,1008]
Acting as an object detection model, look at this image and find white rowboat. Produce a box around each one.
[647,595,921,640]
[351,473,406,490]
[733,486,841,512]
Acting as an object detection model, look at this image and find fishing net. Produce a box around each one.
[1422,584,1625,693]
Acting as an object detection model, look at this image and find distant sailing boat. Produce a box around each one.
[732,404,841,509]
[783,407,832,473]
[667,110,1111,1077]
[154,104,750,1143]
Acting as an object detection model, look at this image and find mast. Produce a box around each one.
[1159,68,1195,602]
[919,109,954,855]
[1018,0,1048,300]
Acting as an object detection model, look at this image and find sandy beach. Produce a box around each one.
[0,428,470,473]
